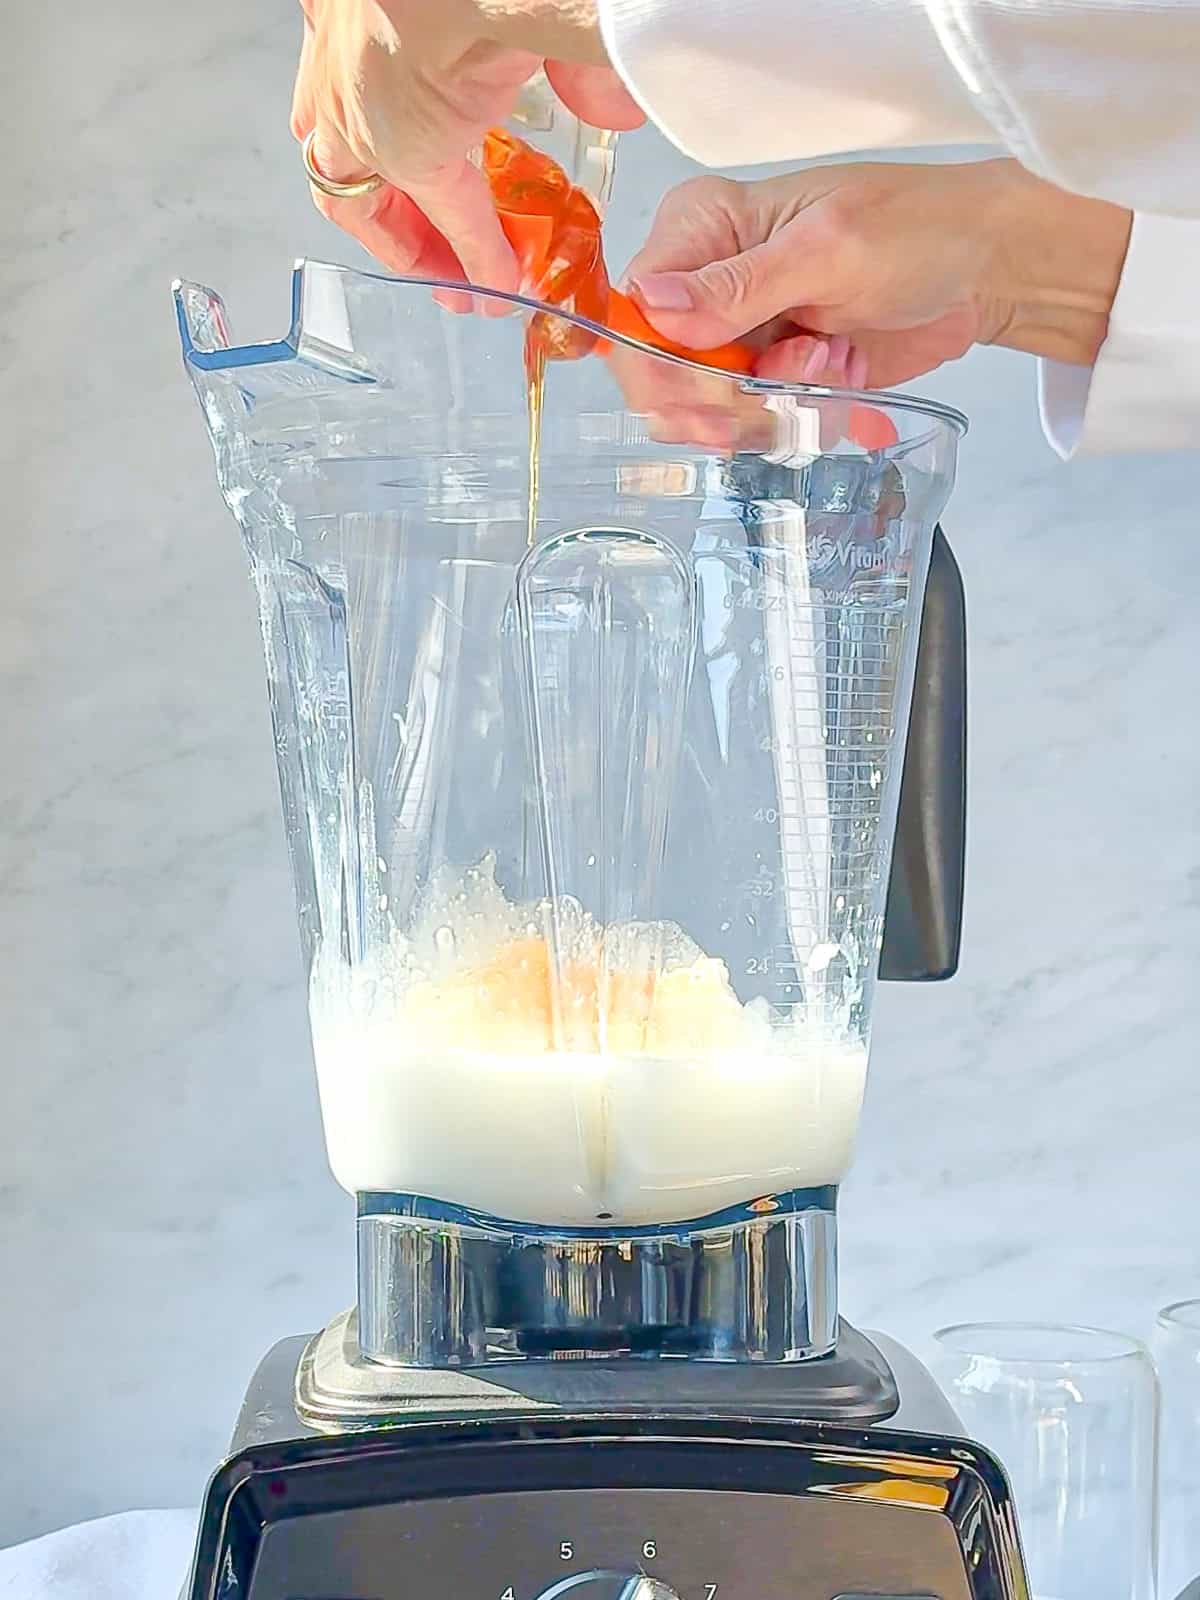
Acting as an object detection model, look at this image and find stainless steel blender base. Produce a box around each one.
[192,1333,1027,1600]
[354,1188,838,1367]
[293,1311,901,1432]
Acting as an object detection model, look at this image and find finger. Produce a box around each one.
[826,333,851,376]
[648,399,778,456]
[629,223,832,349]
[622,178,744,283]
[602,350,701,422]
[753,335,833,385]
[290,17,316,141]
[605,340,740,425]
[305,124,396,260]
[305,122,473,289]
[351,190,467,280]
[645,406,740,453]
[838,326,960,389]
[305,114,518,300]
[762,329,917,391]
[433,285,489,315]
[604,340,776,454]
[336,192,470,286]
[398,159,520,299]
[308,120,386,195]
[543,61,646,131]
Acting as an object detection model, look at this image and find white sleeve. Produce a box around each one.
[597,0,1200,217]
[1038,213,1200,457]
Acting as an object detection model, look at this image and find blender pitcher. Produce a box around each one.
[175,262,965,1368]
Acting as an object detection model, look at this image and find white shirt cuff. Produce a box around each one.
[597,0,993,168]
[1038,212,1200,457]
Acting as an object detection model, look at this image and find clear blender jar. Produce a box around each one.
[176,261,964,1373]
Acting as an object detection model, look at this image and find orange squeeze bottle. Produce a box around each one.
[483,128,749,369]
[481,128,899,447]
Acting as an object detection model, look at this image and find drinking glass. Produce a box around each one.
[931,1322,1158,1600]
[1153,1300,1200,1600]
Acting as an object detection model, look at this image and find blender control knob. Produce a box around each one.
[535,1576,682,1600]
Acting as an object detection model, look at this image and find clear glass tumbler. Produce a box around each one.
[932,1322,1159,1600]
[1153,1300,1200,1600]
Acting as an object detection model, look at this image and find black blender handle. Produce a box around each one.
[879,525,966,982]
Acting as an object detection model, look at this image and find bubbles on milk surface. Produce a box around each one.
[311,853,782,1058]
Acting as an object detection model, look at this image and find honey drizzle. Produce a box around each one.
[525,333,546,547]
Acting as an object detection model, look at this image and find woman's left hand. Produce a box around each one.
[622,158,1131,390]
[290,0,643,293]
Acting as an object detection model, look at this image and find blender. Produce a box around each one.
[173,163,1025,1594]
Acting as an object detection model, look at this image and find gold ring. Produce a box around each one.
[302,129,384,199]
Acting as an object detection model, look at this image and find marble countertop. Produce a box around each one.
[2,0,1198,1556]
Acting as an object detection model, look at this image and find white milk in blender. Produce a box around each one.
[310,860,868,1227]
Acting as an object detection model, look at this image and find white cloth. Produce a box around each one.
[597,0,1200,456]
[0,1511,196,1600]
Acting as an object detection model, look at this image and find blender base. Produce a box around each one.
[187,1328,1027,1600]
[356,1187,839,1366]
[294,1308,901,1432]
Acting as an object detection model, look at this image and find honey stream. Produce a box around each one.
[480,126,901,543]
[525,339,546,547]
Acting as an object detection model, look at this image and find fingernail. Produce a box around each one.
[827,333,850,372]
[801,340,829,382]
[848,349,869,389]
[629,272,694,311]
[433,288,474,316]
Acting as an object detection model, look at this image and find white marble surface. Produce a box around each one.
[3,0,1199,1557]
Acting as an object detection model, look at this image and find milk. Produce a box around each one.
[309,860,869,1227]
